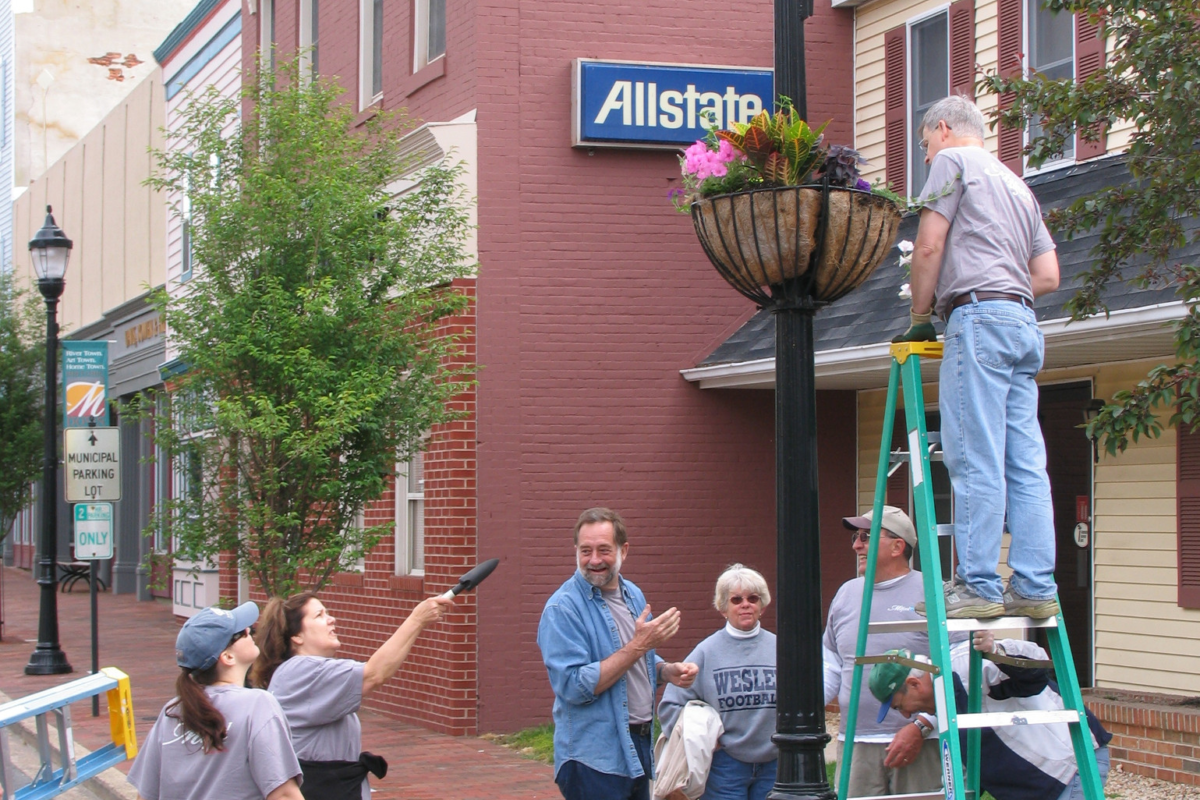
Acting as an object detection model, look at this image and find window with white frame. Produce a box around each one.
[360,0,384,108]
[1026,0,1074,164]
[180,176,193,282]
[414,0,445,72]
[909,11,949,195]
[261,0,276,72]
[300,0,320,80]
[154,393,170,553]
[395,444,426,575]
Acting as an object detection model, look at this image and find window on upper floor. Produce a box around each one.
[300,0,320,80]
[1026,0,1074,166]
[395,442,426,576]
[909,11,949,196]
[884,1,974,197]
[180,179,194,283]
[415,0,446,72]
[360,0,384,108]
[996,0,1105,175]
[261,0,276,73]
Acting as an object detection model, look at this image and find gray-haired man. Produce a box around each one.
[894,94,1062,620]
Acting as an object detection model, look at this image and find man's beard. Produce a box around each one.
[583,552,622,588]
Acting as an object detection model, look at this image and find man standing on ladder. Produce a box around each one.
[823,506,949,797]
[892,94,1063,619]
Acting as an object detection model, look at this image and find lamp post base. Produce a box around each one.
[768,732,835,800]
[26,646,73,675]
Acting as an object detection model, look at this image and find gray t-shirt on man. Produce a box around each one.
[270,655,369,800]
[824,571,963,740]
[920,146,1056,319]
[128,685,301,800]
[603,586,654,724]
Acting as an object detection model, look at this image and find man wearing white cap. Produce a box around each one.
[821,505,943,797]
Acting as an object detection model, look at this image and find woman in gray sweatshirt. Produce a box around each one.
[659,564,777,800]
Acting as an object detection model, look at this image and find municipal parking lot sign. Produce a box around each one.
[64,427,121,502]
[74,503,114,560]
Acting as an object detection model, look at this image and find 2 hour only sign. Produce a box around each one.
[64,427,121,502]
[74,503,114,560]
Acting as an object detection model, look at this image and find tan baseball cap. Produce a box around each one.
[841,505,917,548]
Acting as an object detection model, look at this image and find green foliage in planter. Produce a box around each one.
[716,101,828,188]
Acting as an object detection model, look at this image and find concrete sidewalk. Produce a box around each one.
[0,567,558,800]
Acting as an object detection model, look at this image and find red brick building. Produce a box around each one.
[227,0,860,735]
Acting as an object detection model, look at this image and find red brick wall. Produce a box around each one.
[473,0,855,732]
[1086,691,1200,786]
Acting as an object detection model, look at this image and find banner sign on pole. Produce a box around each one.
[74,503,114,560]
[62,341,109,428]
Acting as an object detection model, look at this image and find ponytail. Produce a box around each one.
[166,667,227,752]
[250,592,318,689]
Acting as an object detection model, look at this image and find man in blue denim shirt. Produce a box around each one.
[538,507,699,800]
[895,95,1062,621]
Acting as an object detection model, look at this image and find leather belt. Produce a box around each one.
[950,291,1032,310]
[630,722,653,738]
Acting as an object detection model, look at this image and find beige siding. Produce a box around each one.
[856,0,1128,188]
[853,357,1200,695]
[1091,361,1200,694]
[12,73,166,332]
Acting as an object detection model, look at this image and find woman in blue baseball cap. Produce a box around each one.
[127,602,304,800]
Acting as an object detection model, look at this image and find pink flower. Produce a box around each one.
[683,139,740,181]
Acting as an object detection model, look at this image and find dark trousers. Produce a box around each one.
[555,731,653,800]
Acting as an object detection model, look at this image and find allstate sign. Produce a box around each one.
[572,59,773,149]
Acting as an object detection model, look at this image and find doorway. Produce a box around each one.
[1037,381,1094,687]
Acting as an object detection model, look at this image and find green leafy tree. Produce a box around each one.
[0,272,45,544]
[981,0,1200,454]
[143,57,474,596]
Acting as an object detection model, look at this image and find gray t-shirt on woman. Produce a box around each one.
[920,146,1056,319]
[270,655,368,800]
[128,685,301,800]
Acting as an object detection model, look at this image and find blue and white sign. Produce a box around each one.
[572,59,773,149]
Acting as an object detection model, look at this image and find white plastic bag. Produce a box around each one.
[652,701,724,800]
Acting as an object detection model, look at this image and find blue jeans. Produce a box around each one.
[555,731,653,800]
[700,749,777,800]
[1057,746,1110,800]
[940,299,1057,602]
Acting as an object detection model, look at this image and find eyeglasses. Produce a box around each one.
[853,530,900,544]
[729,594,762,606]
[919,122,952,155]
[230,626,256,643]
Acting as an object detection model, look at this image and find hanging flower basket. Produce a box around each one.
[691,185,902,305]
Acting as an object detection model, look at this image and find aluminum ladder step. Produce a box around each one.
[956,709,1084,730]
[867,616,1059,635]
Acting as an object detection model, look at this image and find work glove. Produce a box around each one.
[892,309,938,343]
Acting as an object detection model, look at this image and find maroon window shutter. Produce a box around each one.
[1074,12,1107,160]
[884,26,907,193]
[948,0,976,99]
[996,0,1023,175]
[1179,427,1200,608]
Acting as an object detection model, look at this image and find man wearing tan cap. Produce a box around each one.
[821,505,943,797]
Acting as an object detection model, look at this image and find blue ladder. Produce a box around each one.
[0,668,137,800]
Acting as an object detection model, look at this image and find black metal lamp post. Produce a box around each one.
[26,205,73,676]
[769,1,833,797]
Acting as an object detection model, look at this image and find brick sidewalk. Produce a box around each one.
[0,567,557,799]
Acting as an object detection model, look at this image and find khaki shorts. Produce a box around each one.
[835,738,942,797]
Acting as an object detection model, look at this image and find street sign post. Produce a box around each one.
[64,427,121,502]
[72,501,113,717]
